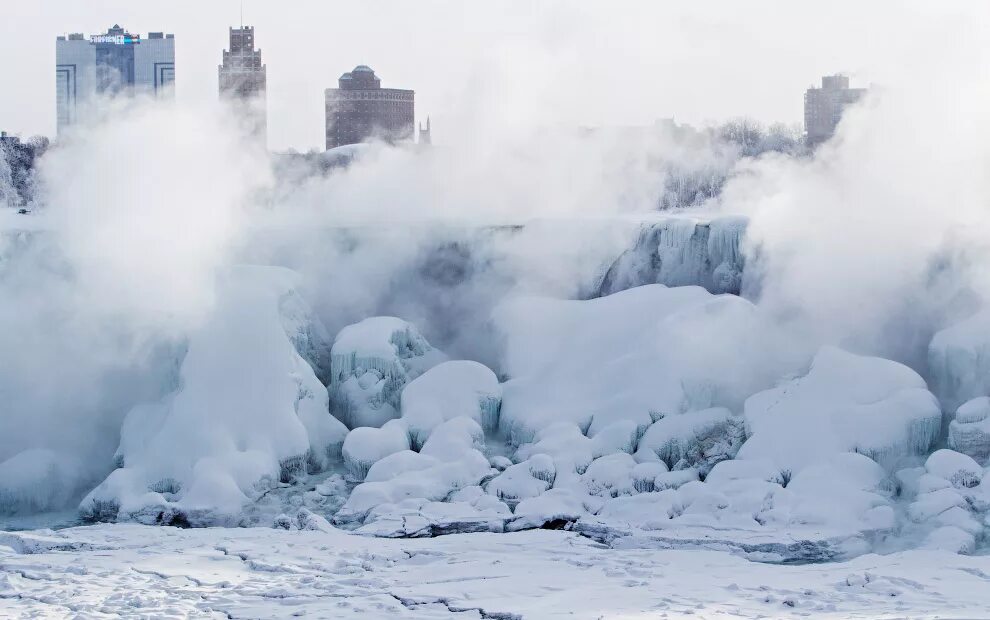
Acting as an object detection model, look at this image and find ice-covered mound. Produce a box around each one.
[335,415,496,530]
[738,346,942,473]
[334,449,494,527]
[929,311,990,412]
[328,316,448,429]
[597,215,748,297]
[636,407,745,475]
[0,449,88,514]
[494,284,785,446]
[400,360,501,449]
[79,266,348,526]
[341,419,411,481]
[572,452,895,559]
[949,398,990,463]
[904,450,989,554]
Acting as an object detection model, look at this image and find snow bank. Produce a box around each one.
[739,346,942,473]
[328,316,448,429]
[400,360,501,449]
[79,266,348,525]
[929,311,990,411]
[494,284,786,446]
[949,397,990,463]
[597,215,748,296]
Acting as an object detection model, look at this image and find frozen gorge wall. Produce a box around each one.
[596,215,749,297]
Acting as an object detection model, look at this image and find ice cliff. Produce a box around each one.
[597,215,748,297]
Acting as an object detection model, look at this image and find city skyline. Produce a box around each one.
[0,1,982,150]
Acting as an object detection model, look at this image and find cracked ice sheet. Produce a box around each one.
[3,525,990,618]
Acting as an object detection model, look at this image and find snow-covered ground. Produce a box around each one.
[3,524,990,619]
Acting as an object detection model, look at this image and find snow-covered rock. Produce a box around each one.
[949,397,990,463]
[79,267,348,525]
[485,456,555,505]
[419,417,486,462]
[400,360,501,449]
[637,407,744,474]
[335,449,493,527]
[341,419,411,481]
[597,216,748,296]
[328,316,448,429]
[514,424,594,476]
[494,284,786,447]
[924,449,983,489]
[929,311,990,411]
[580,453,638,498]
[739,346,942,473]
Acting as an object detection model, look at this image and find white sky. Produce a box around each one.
[0,1,984,151]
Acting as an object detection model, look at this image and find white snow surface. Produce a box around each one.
[739,346,942,473]
[79,266,348,525]
[400,360,501,448]
[4,524,990,618]
[494,284,788,445]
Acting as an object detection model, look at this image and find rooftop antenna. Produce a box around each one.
[240,1,243,28]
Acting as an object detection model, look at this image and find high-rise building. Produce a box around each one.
[803,74,866,146]
[55,25,175,135]
[325,65,414,150]
[218,25,267,145]
[418,117,432,146]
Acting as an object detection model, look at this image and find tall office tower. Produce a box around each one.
[325,65,414,150]
[418,116,432,145]
[218,26,267,145]
[55,25,175,135]
[804,74,866,146]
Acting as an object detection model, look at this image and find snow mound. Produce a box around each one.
[341,419,412,481]
[949,397,990,463]
[79,266,347,525]
[334,448,493,527]
[636,407,744,474]
[400,360,501,449]
[739,346,941,473]
[929,311,990,411]
[904,449,990,553]
[494,284,786,446]
[328,316,448,429]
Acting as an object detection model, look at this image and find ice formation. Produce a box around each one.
[948,397,990,463]
[636,407,745,474]
[78,267,348,525]
[494,283,785,446]
[400,360,501,449]
[738,346,942,473]
[341,419,411,481]
[597,215,748,296]
[328,316,448,429]
[903,450,990,554]
[929,311,990,411]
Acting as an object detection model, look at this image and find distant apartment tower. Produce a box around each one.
[804,74,866,146]
[325,65,414,150]
[418,117,432,146]
[55,25,175,135]
[218,26,267,145]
